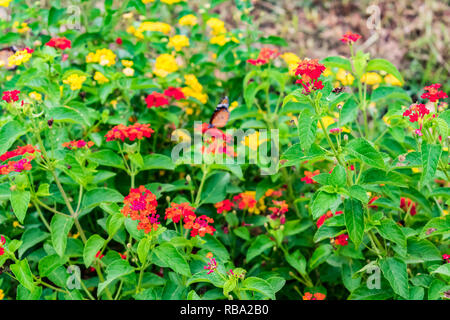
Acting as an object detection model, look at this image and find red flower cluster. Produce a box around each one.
[400,197,416,216]
[214,199,233,214]
[0,144,39,162]
[340,31,362,44]
[247,47,280,65]
[295,59,326,94]
[443,254,450,263]
[402,103,430,123]
[0,235,5,256]
[317,210,343,228]
[116,37,123,45]
[121,186,160,233]
[268,200,288,224]
[62,140,94,150]
[421,84,448,102]
[303,292,326,300]
[145,87,185,108]
[105,123,154,142]
[301,170,320,184]
[334,233,349,246]
[2,90,20,103]
[165,202,215,237]
[45,37,72,50]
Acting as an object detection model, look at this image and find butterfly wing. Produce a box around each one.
[0,47,17,70]
[210,108,230,128]
[209,96,230,128]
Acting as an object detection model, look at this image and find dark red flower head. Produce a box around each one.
[2,90,20,103]
[340,31,362,44]
[163,87,185,100]
[145,92,169,108]
[421,84,448,102]
[45,37,71,50]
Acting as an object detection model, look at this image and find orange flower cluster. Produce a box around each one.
[164,202,216,237]
[233,192,257,211]
[301,170,320,184]
[214,199,233,214]
[121,186,160,233]
[105,123,154,142]
[247,47,280,66]
[62,140,94,150]
[0,145,40,175]
[303,292,326,300]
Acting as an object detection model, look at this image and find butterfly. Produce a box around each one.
[0,46,17,71]
[209,96,230,128]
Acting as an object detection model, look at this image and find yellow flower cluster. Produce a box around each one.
[0,289,4,300]
[244,191,267,215]
[361,72,382,86]
[13,21,30,33]
[94,71,109,84]
[281,52,301,75]
[179,14,197,27]
[206,18,238,46]
[153,53,179,77]
[86,48,116,66]
[63,74,87,91]
[384,74,402,86]
[0,0,11,7]
[168,35,190,51]
[128,21,171,39]
[8,49,32,67]
[181,74,208,104]
[29,91,42,101]
[121,60,135,76]
[336,69,355,86]
[142,0,154,3]
[161,0,185,4]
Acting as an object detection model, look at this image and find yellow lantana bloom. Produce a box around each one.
[336,69,354,85]
[168,35,190,51]
[94,71,109,84]
[361,72,382,85]
[63,74,87,91]
[384,74,402,86]
[153,54,179,77]
[86,48,116,66]
[179,14,197,27]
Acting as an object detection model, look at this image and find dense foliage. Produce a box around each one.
[0,0,448,300]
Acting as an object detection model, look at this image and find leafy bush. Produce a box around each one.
[0,0,448,300]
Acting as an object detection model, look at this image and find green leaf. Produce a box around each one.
[98,259,134,296]
[432,264,450,277]
[200,172,230,205]
[418,216,450,239]
[285,250,307,275]
[202,233,230,262]
[344,198,365,246]
[82,188,123,208]
[348,185,369,204]
[137,237,152,264]
[420,142,441,185]
[51,214,74,257]
[10,259,36,292]
[330,165,346,186]
[38,254,66,277]
[242,277,275,300]
[88,150,125,168]
[83,235,105,267]
[346,138,385,170]
[48,106,86,126]
[246,235,274,262]
[10,190,31,223]
[321,56,352,72]
[310,191,340,219]
[297,109,317,153]
[379,257,409,299]
[153,243,191,277]
[308,244,333,270]
[142,154,175,171]
[233,227,250,240]
[223,278,237,297]
[0,121,27,154]
[376,220,406,250]
[18,228,50,258]
[366,59,404,85]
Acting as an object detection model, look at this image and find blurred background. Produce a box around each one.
[215,0,450,94]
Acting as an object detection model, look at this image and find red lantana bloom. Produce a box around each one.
[421,84,448,102]
[214,199,233,214]
[316,210,343,228]
[247,47,280,66]
[400,197,416,216]
[2,90,20,103]
[105,123,154,142]
[334,233,349,246]
[268,200,288,224]
[121,186,160,233]
[165,202,196,223]
[402,103,430,123]
[184,214,216,237]
[301,170,320,184]
[45,37,72,50]
[443,254,450,263]
[0,144,40,162]
[233,193,257,211]
[294,59,326,94]
[145,92,169,108]
[340,32,362,44]
[163,87,185,100]
[116,37,123,45]
[0,235,5,256]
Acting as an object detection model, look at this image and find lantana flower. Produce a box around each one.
[168,35,190,52]
[214,199,234,214]
[8,48,33,67]
[63,74,87,91]
[45,37,71,50]
[153,53,179,77]
[62,140,94,150]
[121,186,160,233]
[303,292,326,300]
[316,210,343,228]
[340,31,362,44]
[105,123,154,142]
[301,170,320,184]
[146,92,169,108]
[421,84,448,102]
[334,233,349,246]
[2,90,20,103]
[0,235,6,256]
[179,14,198,27]
[294,59,326,94]
[400,197,416,216]
[86,48,116,66]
